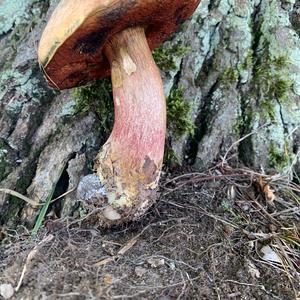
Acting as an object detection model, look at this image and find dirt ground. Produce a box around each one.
[0,164,300,300]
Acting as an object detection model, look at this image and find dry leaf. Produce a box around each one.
[103,274,113,285]
[94,256,116,267]
[117,239,137,255]
[258,177,275,203]
[147,258,165,268]
[135,267,147,277]
[261,245,282,263]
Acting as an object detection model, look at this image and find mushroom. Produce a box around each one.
[38,0,200,225]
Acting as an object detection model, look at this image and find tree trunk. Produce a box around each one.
[1,0,300,227]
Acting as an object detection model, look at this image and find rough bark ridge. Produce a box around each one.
[1,0,300,227]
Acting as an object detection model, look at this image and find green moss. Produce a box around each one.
[164,147,181,165]
[239,27,292,122]
[248,50,292,122]
[260,99,276,121]
[153,44,190,71]
[254,55,292,102]
[241,50,254,70]
[220,199,233,213]
[220,200,244,224]
[233,116,244,136]
[167,88,195,139]
[271,77,292,99]
[220,66,239,86]
[268,142,291,170]
[72,78,114,131]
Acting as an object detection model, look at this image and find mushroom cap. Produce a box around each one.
[38,0,200,90]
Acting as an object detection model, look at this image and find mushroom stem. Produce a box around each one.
[94,27,166,223]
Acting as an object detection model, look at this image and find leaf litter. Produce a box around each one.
[0,162,300,299]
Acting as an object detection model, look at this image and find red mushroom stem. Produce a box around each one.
[95,27,166,221]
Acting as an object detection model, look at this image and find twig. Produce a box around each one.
[0,188,75,207]
[196,206,239,229]
[162,174,246,196]
[223,279,265,288]
[0,189,39,207]
[94,238,137,266]
[163,172,207,186]
[51,188,76,203]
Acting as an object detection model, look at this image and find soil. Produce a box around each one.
[0,165,299,300]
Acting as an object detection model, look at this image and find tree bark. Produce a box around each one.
[1,0,300,227]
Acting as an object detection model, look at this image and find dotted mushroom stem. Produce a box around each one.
[94,27,166,223]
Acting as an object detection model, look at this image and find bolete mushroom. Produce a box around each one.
[38,0,200,225]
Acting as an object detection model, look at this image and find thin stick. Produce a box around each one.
[0,189,38,207]
[0,188,75,207]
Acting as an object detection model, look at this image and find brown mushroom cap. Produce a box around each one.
[38,0,200,90]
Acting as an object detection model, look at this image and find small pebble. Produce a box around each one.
[103,206,121,221]
[147,258,165,268]
[135,267,147,277]
[0,283,14,299]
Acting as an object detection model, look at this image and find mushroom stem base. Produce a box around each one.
[94,27,166,225]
